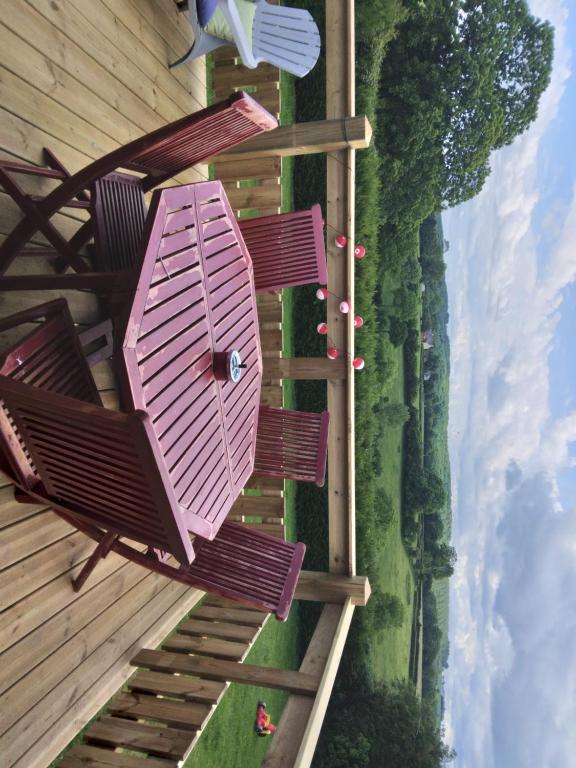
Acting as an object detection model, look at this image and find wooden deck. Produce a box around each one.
[0,2,210,766]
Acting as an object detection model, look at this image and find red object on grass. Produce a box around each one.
[255,702,277,736]
[354,315,364,328]
[354,244,366,259]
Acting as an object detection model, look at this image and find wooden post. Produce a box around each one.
[263,357,346,381]
[263,602,355,768]
[221,116,372,160]
[295,571,371,606]
[132,649,320,696]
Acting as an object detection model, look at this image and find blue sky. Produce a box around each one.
[442,0,576,765]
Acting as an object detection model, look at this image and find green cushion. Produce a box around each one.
[205,0,255,47]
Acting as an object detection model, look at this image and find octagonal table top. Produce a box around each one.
[119,180,262,541]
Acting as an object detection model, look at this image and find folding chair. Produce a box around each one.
[0,299,112,488]
[0,92,277,292]
[239,204,327,293]
[254,406,329,486]
[0,304,305,620]
[171,0,321,78]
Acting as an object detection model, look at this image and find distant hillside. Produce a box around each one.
[419,213,452,714]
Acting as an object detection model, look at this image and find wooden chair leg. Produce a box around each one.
[72,531,118,592]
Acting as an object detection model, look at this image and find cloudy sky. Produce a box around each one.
[442,0,576,765]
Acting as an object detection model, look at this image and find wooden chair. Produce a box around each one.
[239,204,327,293]
[254,406,329,486]
[56,509,305,621]
[171,0,321,78]
[0,92,278,292]
[0,303,304,620]
[0,299,112,488]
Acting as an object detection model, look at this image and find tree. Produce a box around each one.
[417,469,446,512]
[389,315,409,346]
[393,284,420,321]
[320,732,371,768]
[422,544,457,578]
[377,0,554,215]
[370,589,405,630]
[316,683,456,768]
[381,402,410,427]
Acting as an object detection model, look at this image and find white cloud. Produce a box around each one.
[442,0,574,763]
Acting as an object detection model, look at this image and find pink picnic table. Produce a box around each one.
[118,180,262,542]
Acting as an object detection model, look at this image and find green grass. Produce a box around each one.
[369,347,415,683]
[184,609,301,768]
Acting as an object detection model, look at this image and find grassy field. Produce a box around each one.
[184,607,301,768]
[368,348,415,683]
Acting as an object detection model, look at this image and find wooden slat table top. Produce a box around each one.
[121,180,262,542]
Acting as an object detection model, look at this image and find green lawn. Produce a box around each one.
[368,347,415,683]
[184,607,301,768]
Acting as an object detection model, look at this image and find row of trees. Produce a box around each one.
[315,683,455,768]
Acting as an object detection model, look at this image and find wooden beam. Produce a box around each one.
[326,0,356,576]
[295,571,371,606]
[263,602,355,767]
[132,649,321,695]
[294,600,355,767]
[263,357,346,381]
[221,116,372,159]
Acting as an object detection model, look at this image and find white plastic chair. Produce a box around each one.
[170,0,321,78]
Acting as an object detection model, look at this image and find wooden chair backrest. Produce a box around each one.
[254,406,330,486]
[49,92,278,213]
[0,377,195,565]
[239,204,327,293]
[0,299,102,489]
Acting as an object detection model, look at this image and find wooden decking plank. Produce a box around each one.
[0,288,100,327]
[72,0,202,114]
[0,558,145,696]
[61,743,178,768]
[0,487,48,529]
[191,604,268,625]
[11,1,183,128]
[0,544,142,652]
[127,669,226,704]
[0,62,118,161]
[2,579,192,765]
[109,691,210,730]
[128,0,207,87]
[162,633,248,660]
[0,21,141,149]
[132,649,321,695]
[0,509,73,570]
[91,360,117,392]
[178,618,259,643]
[10,584,202,768]
[85,716,191,760]
[1,571,168,736]
[0,27,204,191]
[0,529,92,615]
